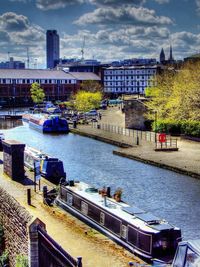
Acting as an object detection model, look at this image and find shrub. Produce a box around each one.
[15,254,28,267]
[152,120,200,137]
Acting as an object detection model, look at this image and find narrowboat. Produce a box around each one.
[24,146,66,184]
[28,114,69,133]
[56,181,181,263]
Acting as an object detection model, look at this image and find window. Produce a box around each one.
[81,201,88,215]
[121,225,127,239]
[67,193,73,206]
[100,212,105,225]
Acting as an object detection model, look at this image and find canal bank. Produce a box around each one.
[70,125,200,179]
[0,152,143,267]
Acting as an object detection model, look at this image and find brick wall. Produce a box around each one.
[0,187,32,266]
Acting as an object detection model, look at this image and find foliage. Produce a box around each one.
[15,254,28,267]
[30,82,45,104]
[74,91,102,112]
[0,250,8,267]
[80,80,103,93]
[153,119,200,137]
[145,62,200,122]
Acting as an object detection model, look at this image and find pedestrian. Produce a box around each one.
[98,112,102,120]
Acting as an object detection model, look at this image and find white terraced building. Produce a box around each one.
[103,65,158,95]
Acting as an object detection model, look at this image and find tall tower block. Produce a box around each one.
[46,30,60,69]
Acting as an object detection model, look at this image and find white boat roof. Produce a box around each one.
[65,182,176,233]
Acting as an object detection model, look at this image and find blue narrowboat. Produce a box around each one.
[24,146,66,184]
[28,114,69,133]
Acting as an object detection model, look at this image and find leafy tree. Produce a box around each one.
[80,80,103,93]
[145,62,200,122]
[30,82,45,104]
[74,91,102,112]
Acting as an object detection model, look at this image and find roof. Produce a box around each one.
[0,69,100,81]
[69,72,101,81]
[105,65,157,70]
[178,240,200,255]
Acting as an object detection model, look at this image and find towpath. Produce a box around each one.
[71,106,200,178]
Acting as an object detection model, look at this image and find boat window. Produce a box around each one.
[100,212,105,225]
[81,201,88,215]
[121,225,127,239]
[67,193,73,206]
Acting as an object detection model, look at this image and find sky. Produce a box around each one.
[0,0,200,68]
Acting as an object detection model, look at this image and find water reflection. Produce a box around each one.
[0,119,22,129]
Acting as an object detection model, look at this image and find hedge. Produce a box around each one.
[152,120,200,137]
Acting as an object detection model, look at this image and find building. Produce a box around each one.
[46,30,60,69]
[0,69,100,107]
[0,57,25,69]
[56,59,102,75]
[103,65,157,96]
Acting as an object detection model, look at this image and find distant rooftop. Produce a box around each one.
[0,69,100,81]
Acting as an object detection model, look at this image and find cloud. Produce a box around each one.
[0,12,45,65]
[196,0,200,13]
[170,31,200,58]
[36,0,84,10]
[0,12,30,31]
[74,6,173,26]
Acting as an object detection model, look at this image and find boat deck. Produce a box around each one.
[63,182,175,233]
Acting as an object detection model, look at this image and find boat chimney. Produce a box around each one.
[106,187,111,197]
[103,195,107,207]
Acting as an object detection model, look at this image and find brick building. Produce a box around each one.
[0,69,100,107]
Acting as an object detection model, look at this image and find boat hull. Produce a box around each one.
[28,115,69,133]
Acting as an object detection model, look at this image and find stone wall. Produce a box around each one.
[124,99,148,130]
[0,187,32,266]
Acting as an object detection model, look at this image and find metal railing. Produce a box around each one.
[155,138,178,150]
[92,122,157,144]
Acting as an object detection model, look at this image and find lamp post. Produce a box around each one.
[154,110,157,143]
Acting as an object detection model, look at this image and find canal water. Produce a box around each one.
[1,122,200,241]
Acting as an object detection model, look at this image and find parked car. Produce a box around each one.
[84,110,98,117]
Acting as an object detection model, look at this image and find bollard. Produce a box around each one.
[43,186,48,199]
[73,120,77,128]
[27,188,31,205]
[77,257,82,267]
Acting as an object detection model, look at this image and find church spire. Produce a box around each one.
[160,48,165,63]
[169,45,173,62]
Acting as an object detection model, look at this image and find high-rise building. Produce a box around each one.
[46,30,60,69]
